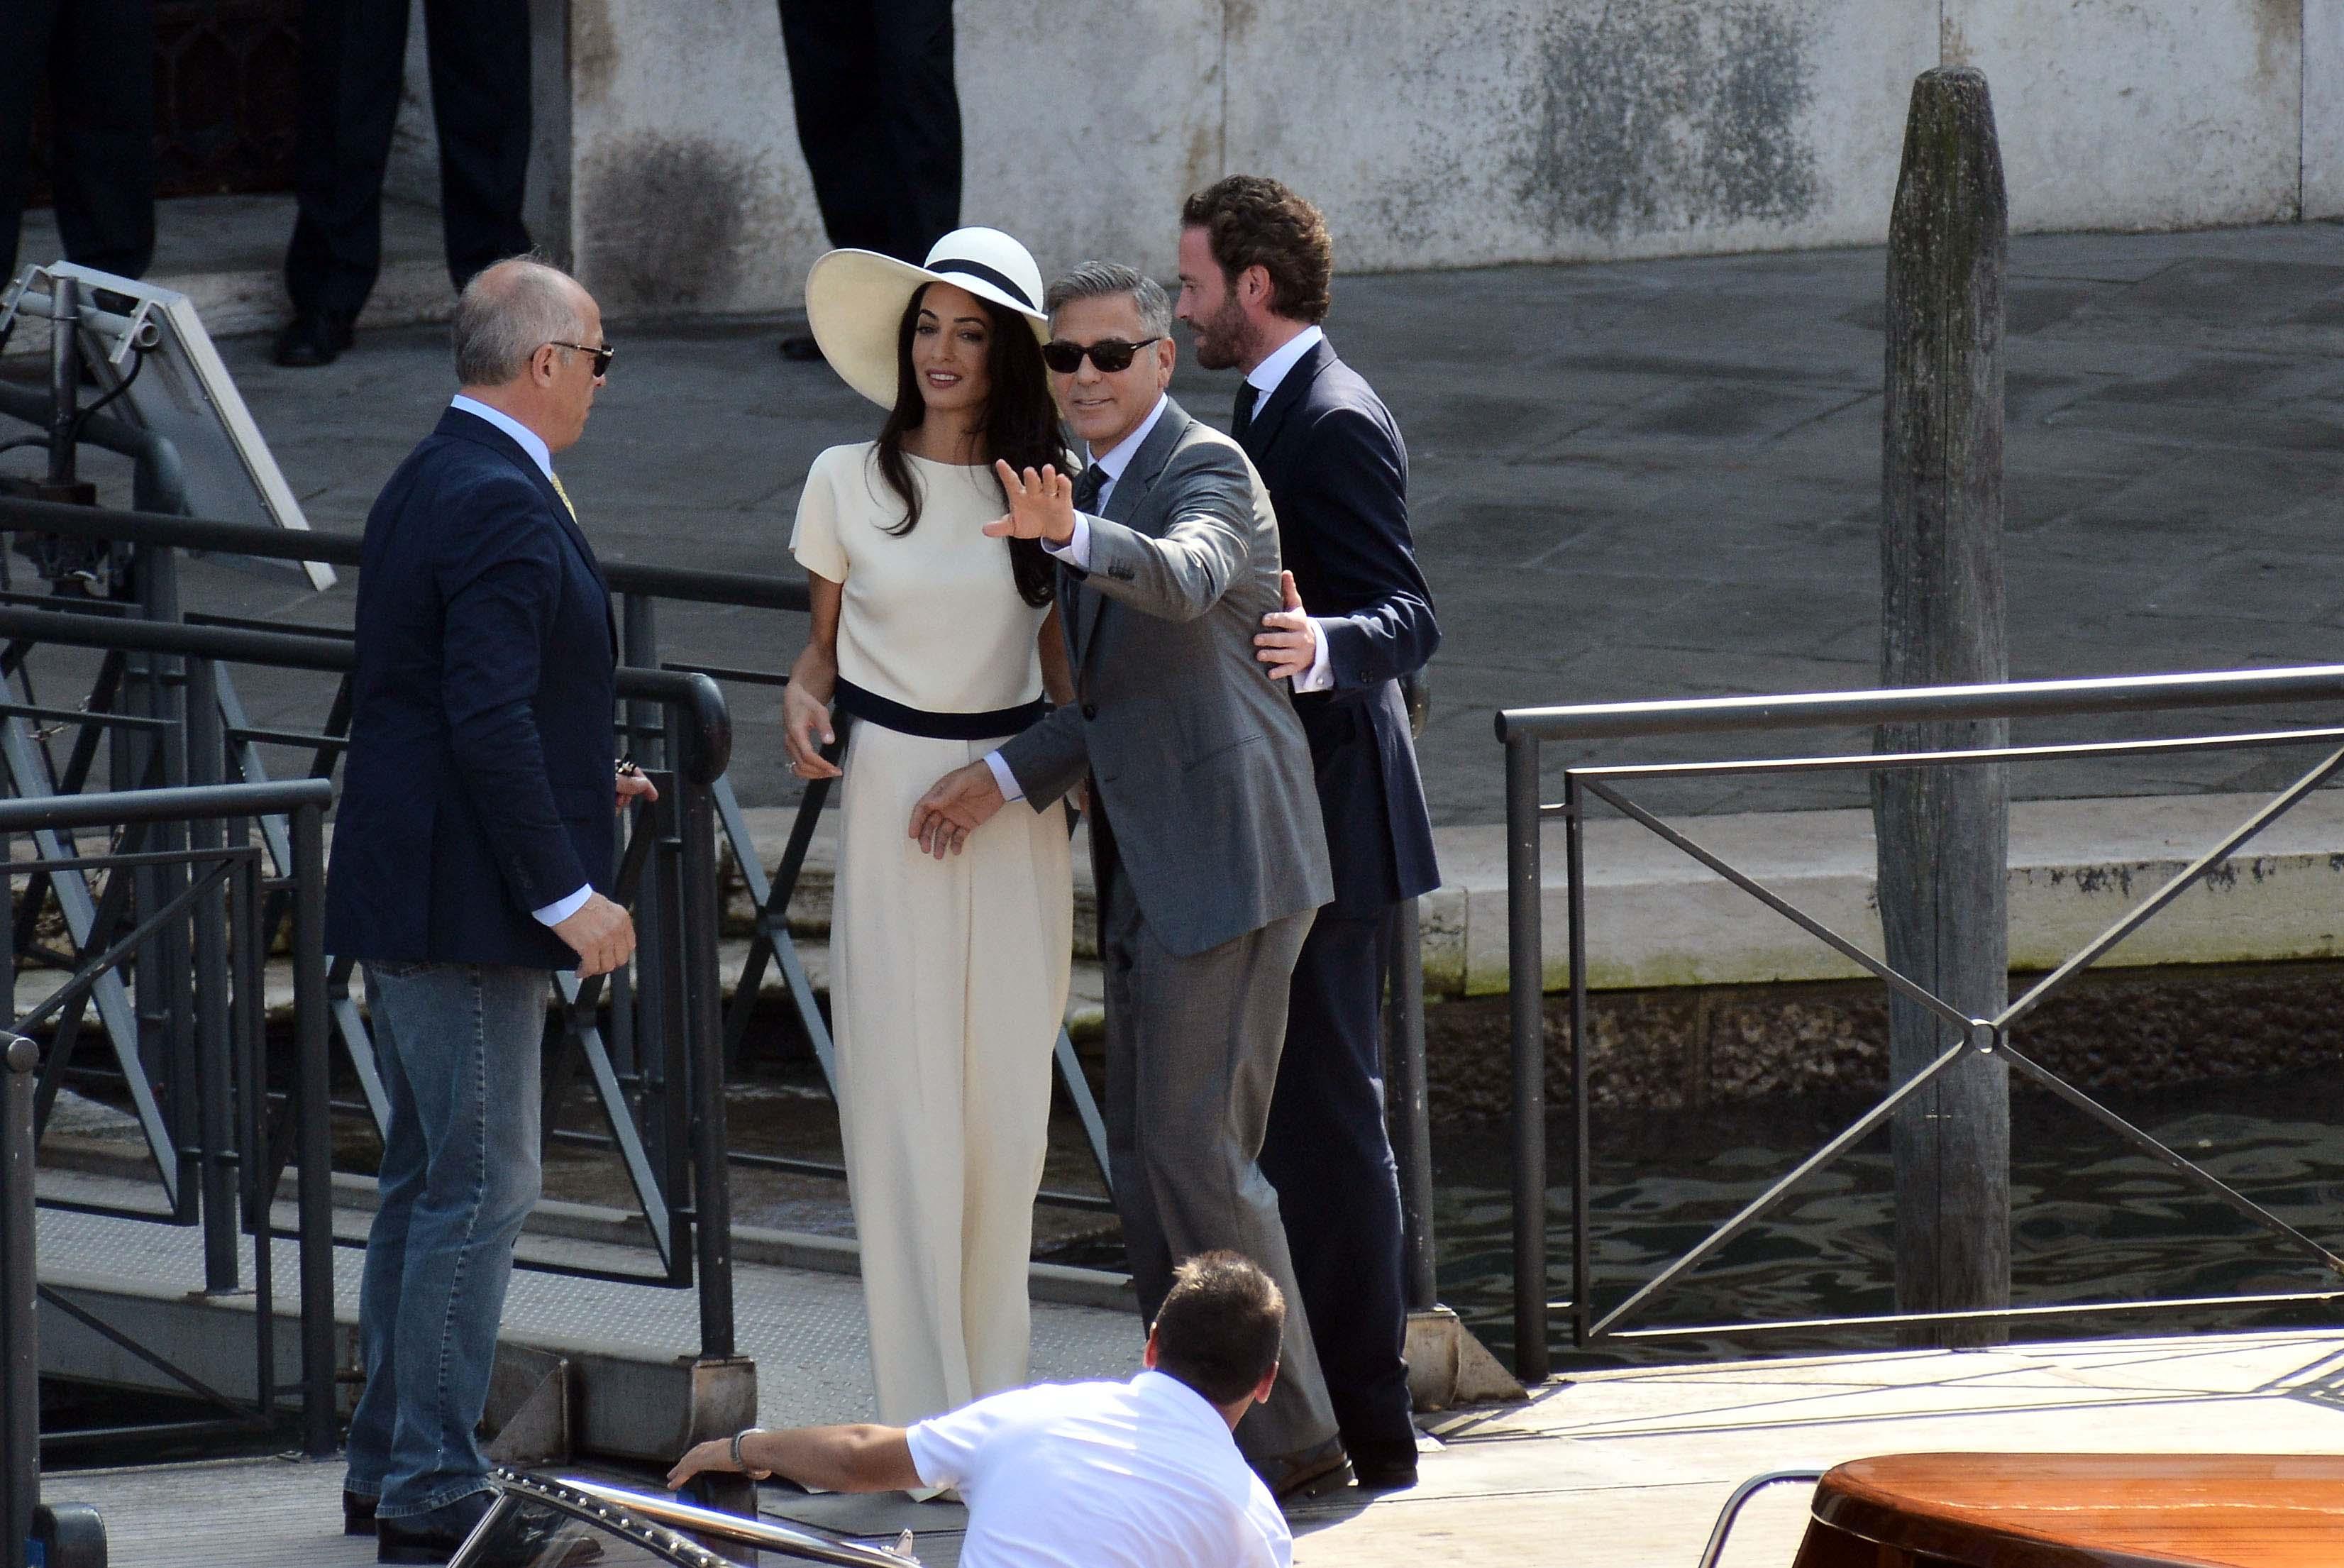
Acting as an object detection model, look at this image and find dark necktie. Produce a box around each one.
[1074,463,1107,514]
[1232,381,1260,444]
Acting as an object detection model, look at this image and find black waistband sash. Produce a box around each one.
[834,678,1047,741]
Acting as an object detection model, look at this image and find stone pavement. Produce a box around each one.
[10,216,2344,823]
[51,1326,2344,1567]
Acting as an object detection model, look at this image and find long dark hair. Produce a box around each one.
[873,282,1063,607]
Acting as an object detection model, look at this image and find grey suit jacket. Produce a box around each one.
[999,397,1334,957]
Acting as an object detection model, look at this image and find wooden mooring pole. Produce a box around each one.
[1876,66,2011,1349]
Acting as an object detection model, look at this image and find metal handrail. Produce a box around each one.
[0,777,330,830]
[0,605,733,783]
[0,594,739,1347]
[4,780,338,1455]
[1694,1471,1824,1568]
[0,487,1136,1213]
[1496,664,2344,741]
[0,490,811,612]
[1496,666,2344,1381]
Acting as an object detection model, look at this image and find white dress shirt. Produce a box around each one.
[1242,324,1334,692]
[905,1371,1292,1568]
[448,394,594,929]
[980,395,1171,804]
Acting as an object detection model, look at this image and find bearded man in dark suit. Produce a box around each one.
[1175,175,1441,1493]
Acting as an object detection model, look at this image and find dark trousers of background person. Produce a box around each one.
[775,0,960,263]
[0,0,155,287]
[1258,693,1417,1474]
[286,0,531,319]
[1257,910,1415,1466]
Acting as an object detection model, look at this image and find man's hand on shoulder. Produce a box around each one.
[554,891,635,977]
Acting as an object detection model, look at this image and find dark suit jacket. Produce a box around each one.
[1242,337,1440,915]
[325,405,619,968]
[997,398,1332,957]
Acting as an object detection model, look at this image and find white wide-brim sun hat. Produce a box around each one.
[805,227,1051,409]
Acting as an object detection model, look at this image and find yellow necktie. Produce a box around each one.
[550,472,577,521]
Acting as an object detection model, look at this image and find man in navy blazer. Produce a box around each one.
[325,257,647,1564]
[1177,177,1441,1492]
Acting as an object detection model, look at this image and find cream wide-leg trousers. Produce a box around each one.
[829,719,1073,1425]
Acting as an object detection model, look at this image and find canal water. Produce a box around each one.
[1430,1069,2344,1370]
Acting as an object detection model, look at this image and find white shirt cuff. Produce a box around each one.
[1292,617,1336,692]
[983,750,1025,805]
[1043,514,1094,571]
[533,884,594,926]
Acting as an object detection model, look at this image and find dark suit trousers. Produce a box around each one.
[1098,853,1339,1466]
[0,0,155,286]
[775,0,959,262]
[286,0,531,316]
[1259,909,1417,1458]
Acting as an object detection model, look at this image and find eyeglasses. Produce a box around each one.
[547,341,616,376]
[1041,337,1162,375]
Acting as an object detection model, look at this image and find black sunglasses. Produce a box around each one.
[548,340,616,376]
[1041,336,1162,374]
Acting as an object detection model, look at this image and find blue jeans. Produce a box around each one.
[345,962,546,1519]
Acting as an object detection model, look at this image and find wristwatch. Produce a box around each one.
[729,1428,763,1470]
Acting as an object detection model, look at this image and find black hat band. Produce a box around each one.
[929,258,1037,311]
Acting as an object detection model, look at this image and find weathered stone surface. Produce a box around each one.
[1425,960,2344,1127]
[1942,0,2303,231]
[549,0,2321,311]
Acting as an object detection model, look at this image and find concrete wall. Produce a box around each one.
[555,0,2332,316]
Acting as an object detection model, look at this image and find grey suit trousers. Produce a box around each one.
[1100,858,1339,1464]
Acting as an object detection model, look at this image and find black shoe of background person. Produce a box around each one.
[1346,1437,1420,1492]
[1257,1435,1354,1505]
[345,1489,378,1535]
[778,332,823,362]
[272,309,355,368]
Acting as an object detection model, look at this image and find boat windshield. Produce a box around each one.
[450,1472,921,1568]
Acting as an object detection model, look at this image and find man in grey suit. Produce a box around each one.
[909,261,1347,1498]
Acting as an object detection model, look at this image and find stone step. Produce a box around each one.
[6,193,450,358]
[1427,788,2344,996]
[734,788,2344,998]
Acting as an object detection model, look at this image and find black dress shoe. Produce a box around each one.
[376,1490,493,1564]
[377,1490,599,1567]
[1348,1440,1420,1491]
[344,1489,378,1535]
[272,309,355,368]
[778,332,823,363]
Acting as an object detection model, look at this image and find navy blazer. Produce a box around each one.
[1241,338,1441,915]
[325,406,619,968]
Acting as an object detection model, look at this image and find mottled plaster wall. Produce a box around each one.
[553,0,2331,317]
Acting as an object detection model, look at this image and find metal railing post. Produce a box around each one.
[1565,773,1591,1348]
[44,274,79,484]
[1383,897,1437,1312]
[291,800,336,1457]
[1505,735,1549,1382]
[187,653,238,1291]
[680,712,735,1362]
[2,1034,38,1568]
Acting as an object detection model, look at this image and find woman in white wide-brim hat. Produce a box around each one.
[779,228,1075,1444]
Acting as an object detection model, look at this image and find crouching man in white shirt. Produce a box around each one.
[669,1251,1295,1568]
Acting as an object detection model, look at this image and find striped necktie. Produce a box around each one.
[550,472,577,521]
